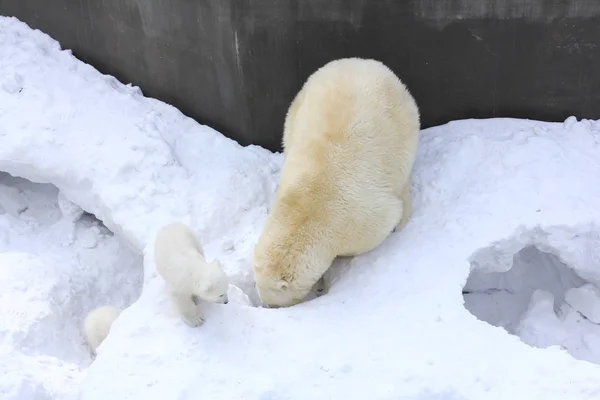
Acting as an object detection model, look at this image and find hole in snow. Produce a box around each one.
[0,171,143,397]
[463,243,600,365]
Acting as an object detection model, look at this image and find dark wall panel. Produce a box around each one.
[1,0,599,152]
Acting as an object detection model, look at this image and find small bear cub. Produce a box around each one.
[154,222,229,327]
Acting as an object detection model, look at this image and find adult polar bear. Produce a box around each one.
[253,57,420,308]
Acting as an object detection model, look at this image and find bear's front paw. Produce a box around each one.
[182,312,205,327]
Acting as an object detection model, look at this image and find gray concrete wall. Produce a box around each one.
[1,0,599,152]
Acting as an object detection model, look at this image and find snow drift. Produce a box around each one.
[0,172,142,399]
[1,16,600,400]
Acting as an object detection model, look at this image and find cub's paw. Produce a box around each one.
[182,311,205,328]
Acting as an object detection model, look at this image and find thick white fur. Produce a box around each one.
[83,305,122,353]
[154,222,229,327]
[253,57,420,308]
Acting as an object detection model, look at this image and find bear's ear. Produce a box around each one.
[277,279,289,290]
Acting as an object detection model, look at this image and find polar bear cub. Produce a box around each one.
[83,305,122,354]
[154,222,229,327]
[253,57,420,308]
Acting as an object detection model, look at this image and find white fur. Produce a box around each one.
[153,222,229,327]
[83,305,122,353]
[253,57,420,307]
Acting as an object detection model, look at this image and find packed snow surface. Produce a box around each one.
[1,15,600,400]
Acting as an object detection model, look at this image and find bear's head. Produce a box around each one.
[195,259,229,304]
[254,272,307,308]
[252,208,327,308]
[252,255,317,308]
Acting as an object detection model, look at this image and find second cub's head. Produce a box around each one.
[195,260,229,304]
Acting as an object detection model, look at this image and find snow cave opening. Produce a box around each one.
[463,243,600,366]
[0,171,143,365]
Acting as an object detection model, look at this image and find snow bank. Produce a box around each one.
[0,173,142,398]
[464,243,600,365]
[0,16,280,301]
[1,16,600,400]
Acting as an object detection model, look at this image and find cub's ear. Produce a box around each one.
[277,279,289,290]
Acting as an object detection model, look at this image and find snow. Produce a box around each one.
[465,245,600,365]
[565,284,600,324]
[1,15,600,400]
[0,172,142,399]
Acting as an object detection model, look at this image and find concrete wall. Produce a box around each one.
[2,0,599,152]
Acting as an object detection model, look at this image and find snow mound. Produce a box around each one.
[1,16,600,400]
[0,16,280,305]
[0,172,142,399]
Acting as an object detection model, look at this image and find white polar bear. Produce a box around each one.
[154,222,229,327]
[253,57,420,308]
[83,305,122,354]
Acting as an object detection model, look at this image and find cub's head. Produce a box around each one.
[197,260,229,304]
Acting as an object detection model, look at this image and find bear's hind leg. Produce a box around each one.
[169,290,205,327]
[393,180,412,233]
